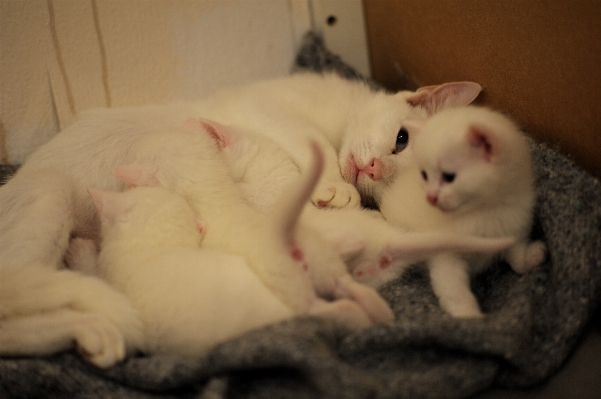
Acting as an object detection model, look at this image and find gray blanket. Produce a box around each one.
[1,32,600,399]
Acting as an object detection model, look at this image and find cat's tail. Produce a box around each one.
[270,141,324,246]
[384,231,515,262]
[0,265,145,352]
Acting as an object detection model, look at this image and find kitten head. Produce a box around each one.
[412,106,533,214]
[339,81,482,204]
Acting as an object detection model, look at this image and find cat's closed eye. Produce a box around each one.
[392,127,409,154]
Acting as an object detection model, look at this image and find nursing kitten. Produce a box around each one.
[73,185,296,356]
[377,106,547,317]
[118,122,394,326]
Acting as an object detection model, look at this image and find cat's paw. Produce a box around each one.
[439,297,484,319]
[523,240,547,271]
[73,313,126,368]
[64,238,98,275]
[311,181,361,209]
[508,240,547,274]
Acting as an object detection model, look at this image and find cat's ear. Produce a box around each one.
[88,188,132,227]
[112,162,160,187]
[465,125,499,162]
[405,82,482,115]
[183,118,231,149]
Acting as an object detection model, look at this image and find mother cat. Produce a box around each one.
[0,73,481,363]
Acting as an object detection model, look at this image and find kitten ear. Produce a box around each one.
[466,125,498,162]
[183,118,232,149]
[405,82,482,115]
[112,162,160,187]
[88,188,131,227]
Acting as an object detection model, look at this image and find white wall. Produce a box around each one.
[0,0,369,164]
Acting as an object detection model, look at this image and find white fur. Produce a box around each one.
[379,106,547,318]
[80,185,295,356]
[0,74,480,362]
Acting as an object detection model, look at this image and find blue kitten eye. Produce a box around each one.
[421,170,428,181]
[393,127,409,154]
[442,172,456,183]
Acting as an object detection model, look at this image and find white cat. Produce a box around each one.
[199,73,482,207]
[0,73,479,361]
[69,184,297,356]
[376,106,547,318]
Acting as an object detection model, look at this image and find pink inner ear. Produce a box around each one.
[466,126,495,162]
[406,82,482,115]
[199,118,230,149]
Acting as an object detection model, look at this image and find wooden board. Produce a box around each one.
[363,0,601,179]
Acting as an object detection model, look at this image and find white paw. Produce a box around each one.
[311,181,361,209]
[73,313,126,368]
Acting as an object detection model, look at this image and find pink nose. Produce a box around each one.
[359,159,384,180]
[427,193,438,205]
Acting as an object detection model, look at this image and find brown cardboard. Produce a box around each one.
[363,0,601,179]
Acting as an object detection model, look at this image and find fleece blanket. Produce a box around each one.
[1,32,600,399]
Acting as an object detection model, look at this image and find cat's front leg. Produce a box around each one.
[309,136,361,208]
[0,309,126,368]
[428,254,483,318]
[505,240,547,274]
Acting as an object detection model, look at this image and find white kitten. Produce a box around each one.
[78,185,295,356]
[378,106,547,318]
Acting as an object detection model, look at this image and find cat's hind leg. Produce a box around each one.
[333,275,395,323]
[0,309,125,368]
[0,168,77,270]
[428,254,483,318]
[308,297,372,330]
[505,240,548,274]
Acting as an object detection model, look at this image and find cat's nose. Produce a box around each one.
[426,193,438,205]
[359,159,383,180]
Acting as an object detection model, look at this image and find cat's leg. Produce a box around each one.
[333,275,395,323]
[0,309,126,368]
[505,240,548,274]
[64,238,99,275]
[0,168,76,270]
[308,297,372,330]
[309,137,361,208]
[428,254,483,318]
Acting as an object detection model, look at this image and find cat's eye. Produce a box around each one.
[442,172,456,183]
[421,170,428,181]
[393,127,409,154]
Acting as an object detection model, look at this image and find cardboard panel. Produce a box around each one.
[363,0,601,179]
